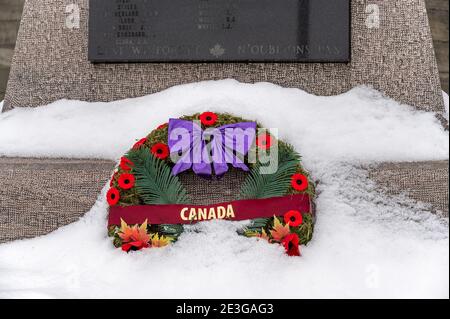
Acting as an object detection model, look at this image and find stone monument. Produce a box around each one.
[2,0,446,112]
[0,0,447,243]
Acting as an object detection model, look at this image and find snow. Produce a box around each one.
[0,80,448,298]
[0,81,447,163]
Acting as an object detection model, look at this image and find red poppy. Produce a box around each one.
[199,112,218,126]
[157,123,168,130]
[291,173,309,192]
[121,241,149,252]
[119,157,134,171]
[256,133,273,150]
[151,143,170,160]
[106,187,120,206]
[282,233,301,256]
[132,138,147,149]
[284,210,303,227]
[118,173,135,190]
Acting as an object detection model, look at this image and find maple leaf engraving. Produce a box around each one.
[210,44,225,58]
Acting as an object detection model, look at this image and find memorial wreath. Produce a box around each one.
[107,112,315,256]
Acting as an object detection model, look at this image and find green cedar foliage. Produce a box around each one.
[127,148,190,205]
[239,143,300,199]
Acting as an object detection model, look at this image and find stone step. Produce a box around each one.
[369,161,449,216]
[0,157,115,243]
[0,157,448,243]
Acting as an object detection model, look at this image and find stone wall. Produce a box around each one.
[0,0,24,101]
[0,0,448,107]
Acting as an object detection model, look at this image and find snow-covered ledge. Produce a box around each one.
[0,81,448,298]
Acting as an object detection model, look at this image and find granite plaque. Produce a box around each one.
[89,0,351,62]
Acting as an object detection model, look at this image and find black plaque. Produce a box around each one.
[89,0,350,63]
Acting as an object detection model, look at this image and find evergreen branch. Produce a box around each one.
[238,144,300,199]
[127,149,190,204]
[158,224,184,240]
[238,217,271,235]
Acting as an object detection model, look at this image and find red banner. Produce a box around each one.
[109,194,311,226]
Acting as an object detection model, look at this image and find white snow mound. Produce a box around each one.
[0,80,448,298]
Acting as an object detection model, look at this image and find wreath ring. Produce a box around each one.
[107,112,316,256]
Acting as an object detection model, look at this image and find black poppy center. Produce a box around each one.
[296,179,303,185]
[206,116,212,121]
[124,179,130,184]
[157,149,163,154]
[290,216,296,222]
[111,194,116,199]
[288,241,294,250]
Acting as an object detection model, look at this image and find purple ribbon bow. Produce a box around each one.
[168,119,257,177]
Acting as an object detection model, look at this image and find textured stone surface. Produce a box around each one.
[3,0,445,112]
[179,169,248,205]
[0,157,448,242]
[369,161,449,216]
[0,157,115,243]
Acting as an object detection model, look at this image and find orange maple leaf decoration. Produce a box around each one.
[150,234,173,248]
[119,218,150,244]
[269,216,291,242]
